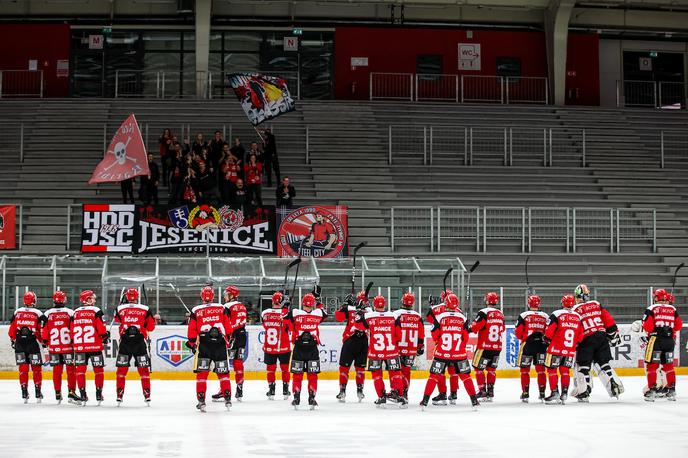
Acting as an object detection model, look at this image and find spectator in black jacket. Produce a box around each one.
[208,130,226,175]
[262,128,280,187]
[230,138,245,167]
[191,133,207,155]
[232,178,248,214]
[194,161,221,206]
[140,153,160,205]
[276,176,295,206]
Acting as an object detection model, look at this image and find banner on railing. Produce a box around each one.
[276,205,349,258]
[0,205,16,250]
[227,73,296,126]
[81,204,277,254]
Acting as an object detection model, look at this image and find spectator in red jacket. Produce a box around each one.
[220,154,241,205]
[244,153,263,207]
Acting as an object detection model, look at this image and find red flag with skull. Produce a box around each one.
[88,113,149,184]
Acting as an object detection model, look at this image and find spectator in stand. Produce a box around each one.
[247,141,263,164]
[208,130,226,175]
[153,313,167,325]
[220,153,241,205]
[182,136,191,155]
[244,152,263,207]
[230,138,245,167]
[168,146,185,205]
[182,155,197,204]
[139,153,160,205]
[179,312,191,325]
[232,178,248,214]
[262,128,280,187]
[192,133,207,155]
[194,161,221,206]
[197,147,214,176]
[276,176,295,206]
[159,128,173,187]
[121,178,135,204]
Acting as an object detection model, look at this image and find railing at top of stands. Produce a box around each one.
[0,70,44,98]
[617,80,687,109]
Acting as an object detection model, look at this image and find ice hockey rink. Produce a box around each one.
[1,376,687,457]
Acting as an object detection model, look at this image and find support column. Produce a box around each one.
[195,0,212,98]
[545,0,575,106]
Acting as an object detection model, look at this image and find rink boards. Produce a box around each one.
[0,324,684,375]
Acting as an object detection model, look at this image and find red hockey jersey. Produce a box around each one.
[285,307,326,344]
[431,311,470,360]
[356,311,400,360]
[261,307,292,354]
[71,306,108,353]
[187,303,231,342]
[544,309,583,356]
[8,307,43,341]
[425,303,446,325]
[642,303,683,338]
[394,309,425,356]
[335,305,371,341]
[470,307,505,351]
[571,300,616,339]
[225,301,247,333]
[115,303,156,338]
[514,310,549,342]
[41,307,73,353]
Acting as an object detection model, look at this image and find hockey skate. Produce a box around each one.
[560,387,568,404]
[67,390,81,406]
[666,386,676,402]
[21,385,29,404]
[211,391,225,403]
[644,386,656,402]
[538,386,546,402]
[143,389,151,407]
[308,390,318,410]
[432,392,448,406]
[116,388,124,407]
[79,389,89,406]
[470,394,480,411]
[610,379,621,399]
[476,386,489,401]
[394,390,408,409]
[292,390,301,409]
[55,390,62,404]
[196,392,207,412]
[420,395,430,410]
[575,387,591,403]
[223,390,232,410]
[283,382,291,400]
[336,385,346,403]
[357,384,365,402]
[267,382,276,400]
[35,385,43,404]
[545,389,561,405]
[96,388,104,406]
[235,384,243,402]
[449,391,458,405]
[483,384,495,403]
[374,392,387,408]
[520,390,529,403]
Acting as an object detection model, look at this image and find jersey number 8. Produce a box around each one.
[265,328,279,346]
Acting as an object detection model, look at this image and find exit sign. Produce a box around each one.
[292,28,303,35]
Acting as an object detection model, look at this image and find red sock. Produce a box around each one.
[401,366,411,389]
[94,367,104,390]
[372,370,385,397]
[53,364,64,392]
[18,364,29,386]
[233,359,244,385]
[390,370,404,392]
[646,362,659,387]
[292,372,303,393]
[76,365,86,390]
[437,373,447,393]
[520,367,530,391]
[219,374,231,393]
[560,367,570,389]
[31,365,42,387]
[535,365,546,389]
[662,363,676,386]
[475,370,485,389]
[280,364,290,383]
[196,371,209,399]
[547,367,558,391]
[355,367,366,386]
[307,372,318,393]
[266,364,277,384]
[137,367,151,392]
[66,365,76,391]
[116,366,128,392]
[339,366,349,386]
[486,367,496,385]
[423,373,439,396]
[460,373,476,396]
[448,366,459,392]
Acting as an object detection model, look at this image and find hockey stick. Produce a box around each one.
[466,261,480,317]
[108,287,126,333]
[167,283,191,314]
[525,256,532,295]
[290,240,306,300]
[351,241,367,294]
[141,283,153,374]
[281,258,301,295]
[443,267,453,296]
[671,262,685,295]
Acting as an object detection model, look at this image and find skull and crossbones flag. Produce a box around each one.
[88,113,149,184]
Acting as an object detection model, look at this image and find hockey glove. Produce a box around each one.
[185,340,197,354]
[416,346,425,356]
[344,293,354,306]
[428,295,439,307]
[312,285,322,300]
[607,331,621,347]
[100,331,111,344]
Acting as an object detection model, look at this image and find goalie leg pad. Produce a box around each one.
[594,363,625,396]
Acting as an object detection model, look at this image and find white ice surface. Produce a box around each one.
[1,377,687,457]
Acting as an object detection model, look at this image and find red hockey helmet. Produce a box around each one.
[225,285,240,298]
[574,284,591,302]
[440,289,454,302]
[23,291,37,306]
[79,290,95,305]
[302,293,316,308]
[402,292,415,307]
[373,295,386,310]
[484,292,500,306]
[653,288,669,303]
[561,294,575,309]
[356,290,369,304]
[125,288,139,303]
[272,291,283,305]
[53,290,67,305]
[200,286,214,303]
[445,293,460,310]
[527,295,541,309]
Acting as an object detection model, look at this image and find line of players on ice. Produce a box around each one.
[7,283,683,410]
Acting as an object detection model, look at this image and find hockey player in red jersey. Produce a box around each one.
[41,290,78,404]
[355,295,407,407]
[8,291,44,403]
[211,285,247,403]
[261,291,292,400]
[114,288,156,406]
[425,290,457,402]
[186,286,233,412]
[470,291,505,402]
[393,292,425,398]
[284,293,327,409]
[335,290,370,402]
[72,290,109,405]
[642,288,682,401]
[515,295,549,403]
[420,293,479,409]
[570,284,623,401]
[543,295,583,404]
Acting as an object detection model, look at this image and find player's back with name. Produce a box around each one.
[394,309,424,355]
[545,309,581,356]
[358,310,399,359]
[42,307,73,353]
[9,307,43,342]
[261,307,291,354]
[515,310,548,342]
[643,303,681,336]
[116,303,154,337]
[225,301,247,331]
[571,300,614,338]
[432,311,469,360]
[286,308,326,343]
[189,303,230,339]
[71,306,107,352]
[472,307,505,351]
